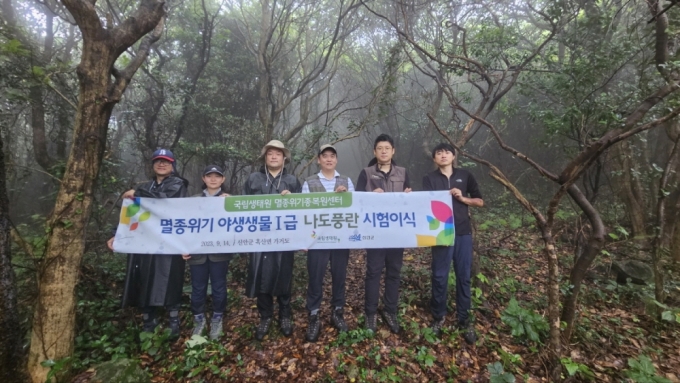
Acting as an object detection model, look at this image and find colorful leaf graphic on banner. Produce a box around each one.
[416,234,437,246]
[126,203,140,217]
[120,207,131,225]
[427,215,440,230]
[436,227,454,245]
[417,199,455,246]
[120,199,150,231]
[139,211,151,222]
[431,201,453,223]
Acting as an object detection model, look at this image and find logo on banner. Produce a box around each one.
[120,198,151,231]
[416,201,454,246]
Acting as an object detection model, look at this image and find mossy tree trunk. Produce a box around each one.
[26,1,165,382]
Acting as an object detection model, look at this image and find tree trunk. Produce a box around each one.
[562,185,606,341]
[26,1,165,380]
[540,228,563,382]
[0,126,26,382]
[613,141,647,236]
[27,44,118,383]
[30,85,53,170]
[649,137,680,306]
[672,203,680,263]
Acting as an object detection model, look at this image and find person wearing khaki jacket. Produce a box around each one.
[355,134,412,335]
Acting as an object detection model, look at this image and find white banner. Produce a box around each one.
[112,191,455,254]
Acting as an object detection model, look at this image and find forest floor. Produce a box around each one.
[61,224,680,383]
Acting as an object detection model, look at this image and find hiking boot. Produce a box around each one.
[142,317,159,334]
[192,315,207,336]
[255,317,272,341]
[209,316,223,341]
[305,314,321,342]
[280,316,294,337]
[459,321,477,345]
[331,308,349,333]
[365,314,377,333]
[430,317,445,337]
[168,316,181,339]
[381,311,400,334]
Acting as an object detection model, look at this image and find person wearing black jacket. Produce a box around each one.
[243,140,302,341]
[422,143,483,344]
[355,134,412,335]
[182,165,232,341]
[107,149,189,339]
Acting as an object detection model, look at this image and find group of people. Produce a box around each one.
[107,133,483,345]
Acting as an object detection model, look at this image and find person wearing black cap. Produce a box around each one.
[107,148,189,339]
[243,140,302,341]
[181,165,232,340]
[355,133,412,335]
[301,144,354,342]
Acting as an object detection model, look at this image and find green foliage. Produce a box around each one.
[496,345,522,372]
[331,327,375,347]
[560,357,594,380]
[608,225,630,240]
[624,355,672,383]
[414,346,436,368]
[652,300,680,324]
[1,38,29,55]
[501,298,549,344]
[41,357,73,383]
[167,335,231,379]
[487,362,516,383]
[140,328,172,362]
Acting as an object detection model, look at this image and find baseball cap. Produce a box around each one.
[318,144,337,156]
[203,165,224,176]
[151,148,175,162]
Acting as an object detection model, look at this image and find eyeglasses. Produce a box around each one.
[153,159,172,165]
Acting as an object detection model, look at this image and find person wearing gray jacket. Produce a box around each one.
[182,165,233,340]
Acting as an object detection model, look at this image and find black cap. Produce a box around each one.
[202,165,224,176]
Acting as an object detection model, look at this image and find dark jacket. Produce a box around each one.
[356,160,410,192]
[244,166,302,195]
[422,168,482,236]
[244,166,301,298]
[187,189,234,265]
[121,175,188,308]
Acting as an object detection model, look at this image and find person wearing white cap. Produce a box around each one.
[301,144,354,342]
[243,140,302,340]
[182,165,233,341]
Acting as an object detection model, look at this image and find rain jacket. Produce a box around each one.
[243,166,301,298]
[121,175,188,308]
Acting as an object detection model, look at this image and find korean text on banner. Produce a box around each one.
[113,191,455,254]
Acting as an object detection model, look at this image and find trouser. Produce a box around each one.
[257,293,292,319]
[430,234,473,324]
[306,249,350,313]
[189,259,230,315]
[364,248,404,315]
